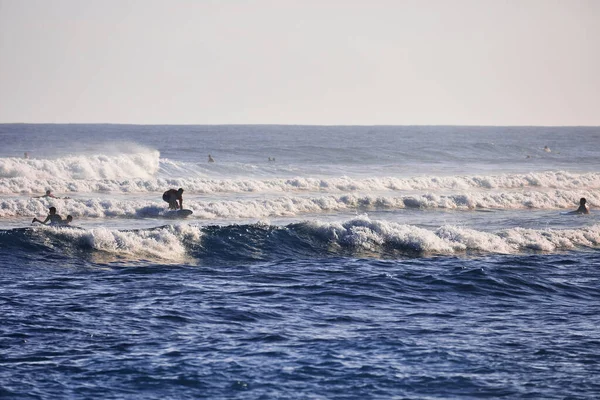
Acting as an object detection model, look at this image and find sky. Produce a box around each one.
[0,0,599,125]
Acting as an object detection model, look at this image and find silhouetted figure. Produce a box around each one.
[162,188,184,210]
[570,198,590,214]
[34,190,57,199]
[32,206,63,225]
[208,154,215,163]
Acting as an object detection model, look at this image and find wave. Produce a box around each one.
[1,166,600,195]
[2,217,599,263]
[1,224,203,264]
[295,217,600,255]
[0,189,597,219]
[0,149,160,183]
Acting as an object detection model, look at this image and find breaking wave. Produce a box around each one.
[2,217,599,264]
[0,162,599,196]
[0,149,160,184]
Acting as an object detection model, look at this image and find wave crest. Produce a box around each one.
[3,217,599,263]
[0,189,597,219]
[1,170,599,195]
[0,150,160,181]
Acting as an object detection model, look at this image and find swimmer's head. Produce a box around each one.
[580,198,587,205]
[178,188,184,194]
[66,215,73,222]
[46,190,51,195]
[49,207,56,214]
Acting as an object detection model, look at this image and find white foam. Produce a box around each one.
[33,224,203,263]
[0,190,597,220]
[0,150,160,183]
[299,216,600,255]
[19,216,600,259]
[302,216,460,253]
[1,164,600,196]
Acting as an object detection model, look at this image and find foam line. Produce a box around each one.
[0,190,597,219]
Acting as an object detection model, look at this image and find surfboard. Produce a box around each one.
[163,209,193,219]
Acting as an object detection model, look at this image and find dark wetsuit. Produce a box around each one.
[163,189,182,210]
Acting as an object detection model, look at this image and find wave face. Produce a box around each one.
[3,217,600,264]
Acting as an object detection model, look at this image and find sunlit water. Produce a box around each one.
[1,124,599,399]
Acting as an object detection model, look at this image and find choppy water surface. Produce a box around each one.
[1,124,599,399]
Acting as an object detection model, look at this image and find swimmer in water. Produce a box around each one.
[33,190,70,199]
[34,190,57,199]
[32,206,63,225]
[570,198,590,214]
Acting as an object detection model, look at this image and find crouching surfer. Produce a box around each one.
[32,206,63,225]
[162,188,184,210]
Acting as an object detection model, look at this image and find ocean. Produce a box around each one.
[1,124,599,399]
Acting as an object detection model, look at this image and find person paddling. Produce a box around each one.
[32,206,63,225]
[34,190,57,199]
[570,198,590,214]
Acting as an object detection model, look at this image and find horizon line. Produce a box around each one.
[1,122,599,128]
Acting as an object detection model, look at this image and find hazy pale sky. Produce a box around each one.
[0,0,598,125]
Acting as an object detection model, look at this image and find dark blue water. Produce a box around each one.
[2,239,600,399]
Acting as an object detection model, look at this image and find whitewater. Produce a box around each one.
[1,124,599,399]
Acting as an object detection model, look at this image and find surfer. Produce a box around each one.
[33,190,70,199]
[570,198,590,214]
[208,154,215,163]
[162,188,184,210]
[34,190,57,199]
[32,206,63,225]
[61,215,74,226]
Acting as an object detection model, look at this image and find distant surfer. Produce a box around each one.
[32,206,63,225]
[34,190,57,199]
[544,146,551,153]
[162,188,184,210]
[33,190,70,199]
[569,198,590,214]
[62,215,74,226]
[24,152,29,159]
[208,154,215,163]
